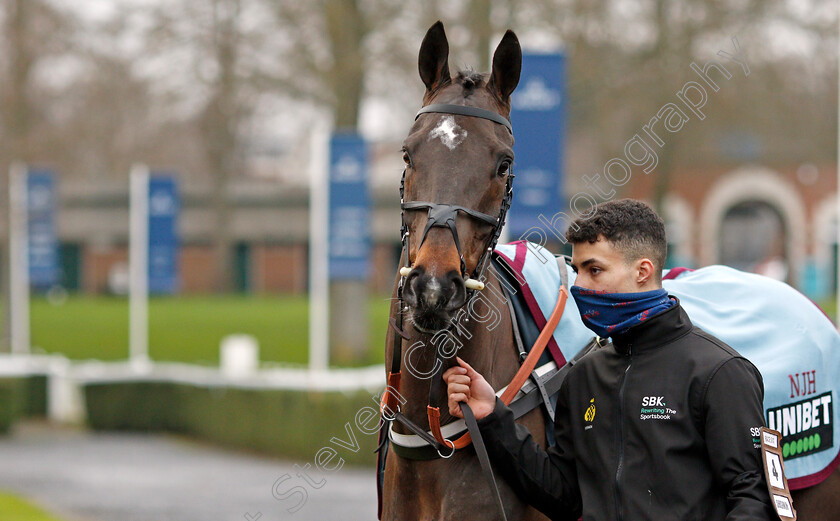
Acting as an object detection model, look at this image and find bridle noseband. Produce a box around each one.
[397,103,515,298]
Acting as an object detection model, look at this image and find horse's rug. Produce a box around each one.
[493,240,840,489]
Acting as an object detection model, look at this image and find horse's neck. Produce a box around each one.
[391,269,516,427]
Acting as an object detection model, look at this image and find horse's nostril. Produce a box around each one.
[402,269,422,307]
[444,273,467,311]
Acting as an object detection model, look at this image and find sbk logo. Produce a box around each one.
[642,396,665,407]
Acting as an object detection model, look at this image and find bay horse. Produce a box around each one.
[380,20,840,521]
[379,21,551,521]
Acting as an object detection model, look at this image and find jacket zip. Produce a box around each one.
[613,347,632,521]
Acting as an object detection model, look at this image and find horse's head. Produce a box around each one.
[400,21,521,334]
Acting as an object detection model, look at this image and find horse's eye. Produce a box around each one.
[402,151,411,166]
[497,160,511,177]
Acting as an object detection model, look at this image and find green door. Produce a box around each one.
[59,242,81,291]
[234,242,251,293]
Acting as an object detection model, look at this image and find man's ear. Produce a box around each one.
[636,258,656,286]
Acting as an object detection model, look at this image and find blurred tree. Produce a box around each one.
[259,0,411,128]
[511,0,837,212]
[0,2,189,183]
[261,0,408,364]
[0,0,72,352]
[201,0,242,293]
[468,0,493,72]
[139,0,262,292]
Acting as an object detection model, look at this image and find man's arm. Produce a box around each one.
[444,358,582,521]
[702,357,778,521]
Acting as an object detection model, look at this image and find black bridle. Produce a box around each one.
[398,103,516,301]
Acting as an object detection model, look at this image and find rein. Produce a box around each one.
[378,102,570,520]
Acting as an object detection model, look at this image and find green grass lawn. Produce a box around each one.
[816,297,837,325]
[29,294,393,367]
[0,492,69,521]
[27,293,839,367]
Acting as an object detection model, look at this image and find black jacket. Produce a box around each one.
[477,299,777,521]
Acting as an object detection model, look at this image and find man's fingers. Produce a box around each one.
[448,382,471,398]
[446,357,494,420]
[456,356,482,380]
[449,392,467,417]
[444,357,485,384]
[450,392,468,404]
[447,374,471,387]
[442,366,467,382]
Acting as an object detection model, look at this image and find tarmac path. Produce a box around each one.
[0,422,377,521]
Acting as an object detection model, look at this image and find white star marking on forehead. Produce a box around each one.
[428,115,467,151]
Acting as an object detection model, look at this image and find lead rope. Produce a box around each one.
[461,402,509,521]
[455,286,567,521]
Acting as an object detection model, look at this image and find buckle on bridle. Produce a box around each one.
[436,438,456,459]
[381,403,401,422]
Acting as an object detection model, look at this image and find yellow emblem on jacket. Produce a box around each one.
[585,398,596,422]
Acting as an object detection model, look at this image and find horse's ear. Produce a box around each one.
[418,21,451,92]
[488,30,522,102]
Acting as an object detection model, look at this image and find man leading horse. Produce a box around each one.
[445,199,779,520]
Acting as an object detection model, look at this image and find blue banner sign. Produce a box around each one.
[148,174,179,294]
[27,169,59,289]
[328,133,370,280]
[508,52,566,239]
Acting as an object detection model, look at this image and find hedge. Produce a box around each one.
[0,375,49,433]
[84,381,384,466]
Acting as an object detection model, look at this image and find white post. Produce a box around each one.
[309,123,330,372]
[220,334,259,378]
[129,164,150,369]
[47,356,85,424]
[9,163,29,355]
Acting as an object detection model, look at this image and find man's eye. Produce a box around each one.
[590,267,602,275]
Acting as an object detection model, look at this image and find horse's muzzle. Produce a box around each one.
[402,267,466,332]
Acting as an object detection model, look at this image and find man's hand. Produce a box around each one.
[443,357,496,420]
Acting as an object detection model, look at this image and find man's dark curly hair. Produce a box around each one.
[565,199,667,283]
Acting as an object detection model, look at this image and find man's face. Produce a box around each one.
[570,237,643,293]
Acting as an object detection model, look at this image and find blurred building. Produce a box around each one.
[5,138,837,299]
[626,163,837,300]
[16,141,404,296]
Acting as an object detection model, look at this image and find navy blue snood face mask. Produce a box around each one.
[569,286,676,338]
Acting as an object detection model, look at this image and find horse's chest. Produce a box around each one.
[384,450,522,520]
